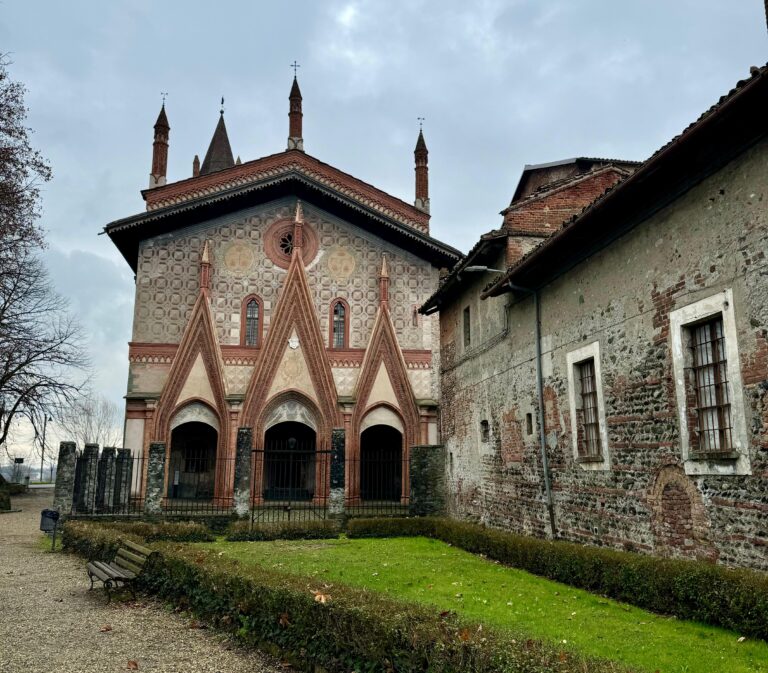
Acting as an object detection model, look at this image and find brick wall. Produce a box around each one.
[439,137,768,570]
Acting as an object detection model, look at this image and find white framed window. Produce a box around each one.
[669,289,750,476]
[567,341,610,470]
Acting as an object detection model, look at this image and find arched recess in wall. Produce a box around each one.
[167,399,223,501]
[358,404,406,502]
[648,464,718,562]
[240,294,263,347]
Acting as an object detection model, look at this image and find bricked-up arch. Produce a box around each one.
[648,465,717,561]
[241,237,340,439]
[349,308,419,503]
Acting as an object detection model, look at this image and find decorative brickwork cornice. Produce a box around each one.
[142,150,430,232]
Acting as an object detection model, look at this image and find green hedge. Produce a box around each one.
[107,520,216,542]
[61,520,143,560]
[347,517,768,640]
[63,520,631,673]
[226,519,340,542]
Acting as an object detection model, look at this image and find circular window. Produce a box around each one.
[264,218,319,269]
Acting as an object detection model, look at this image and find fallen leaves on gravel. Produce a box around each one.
[99,624,112,632]
[127,660,139,670]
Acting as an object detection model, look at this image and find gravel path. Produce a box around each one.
[0,490,289,673]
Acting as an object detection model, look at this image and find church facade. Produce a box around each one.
[105,78,460,508]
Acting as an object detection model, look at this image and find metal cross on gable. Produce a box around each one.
[161,92,168,104]
[291,60,301,76]
[417,116,425,129]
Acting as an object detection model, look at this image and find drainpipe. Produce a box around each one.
[508,282,556,538]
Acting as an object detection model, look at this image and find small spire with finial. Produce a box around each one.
[199,240,212,292]
[149,95,170,188]
[292,200,304,256]
[414,118,429,214]
[379,253,390,308]
[192,154,200,177]
[288,62,304,151]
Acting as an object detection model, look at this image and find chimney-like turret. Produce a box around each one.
[149,104,170,188]
[192,154,200,177]
[414,129,429,213]
[288,76,304,151]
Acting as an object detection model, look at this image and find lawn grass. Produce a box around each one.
[201,536,768,673]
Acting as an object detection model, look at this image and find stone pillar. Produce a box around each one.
[329,428,345,517]
[144,442,166,515]
[233,428,253,517]
[95,447,117,512]
[78,444,100,514]
[113,449,133,512]
[409,444,446,517]
[53,442,77,513]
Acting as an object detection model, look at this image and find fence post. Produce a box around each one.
[79,443,100,514]
[329,428,345,517]
[96,447,117,512]
[53,441,77,514]
[113,449,133,512]
[409,444,446,516]
[234,428,253,517]
[144,442,166,515]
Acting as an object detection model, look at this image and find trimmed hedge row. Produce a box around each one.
[107,520,216,542]
[62,521,631,673]
[347,517,768,640]
[225,519,339,542]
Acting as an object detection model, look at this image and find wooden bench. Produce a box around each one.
[86,539,153,603]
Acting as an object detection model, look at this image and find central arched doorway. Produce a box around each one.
[360,424,403,502]
[168,421,218,500]
[263,421,317,501]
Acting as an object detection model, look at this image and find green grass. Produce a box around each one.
[200,536,768,673]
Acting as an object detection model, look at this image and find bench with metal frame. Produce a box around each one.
[86,539,153,603]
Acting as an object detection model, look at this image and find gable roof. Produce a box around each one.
[104,149,461,272]
[482,64,768,298]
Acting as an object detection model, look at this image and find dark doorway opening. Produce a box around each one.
[168,422,218,500]
[263,421,317,501]
[360,424,402,502]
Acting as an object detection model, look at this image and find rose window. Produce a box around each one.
[278,232,294,257]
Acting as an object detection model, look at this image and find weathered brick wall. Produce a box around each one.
[440,138,768,570]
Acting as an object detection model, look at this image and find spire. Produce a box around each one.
[414,126,429,214]
[192,154,200,177]
[292,200,304,255]
[149,103,170,188]
[379,253,390,308]
[288,75,304,151]
[200,108,235,175]
[199,240,211,292]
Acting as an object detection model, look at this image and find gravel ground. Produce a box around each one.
[0,490,289,673]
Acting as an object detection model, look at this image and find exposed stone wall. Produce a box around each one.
[440,137,768,570]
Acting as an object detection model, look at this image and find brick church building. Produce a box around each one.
[105,77,460,508]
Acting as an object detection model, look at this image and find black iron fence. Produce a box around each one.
[250,445,331,524]
[345,449,409,517]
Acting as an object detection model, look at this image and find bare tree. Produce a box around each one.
[57,391,122,449]
[0,55,88,455]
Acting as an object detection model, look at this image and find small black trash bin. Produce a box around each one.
[40,509,61,550]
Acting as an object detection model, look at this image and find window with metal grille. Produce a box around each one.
[463,306,471,348]
[332,301,346,349]
[577,358,602,458]
[689,315,732,453]
[245,299,260,347]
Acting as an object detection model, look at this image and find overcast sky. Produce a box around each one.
[1,1,766,449]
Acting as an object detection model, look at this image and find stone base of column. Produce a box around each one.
[328,487,345,518]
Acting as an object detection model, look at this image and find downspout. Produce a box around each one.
[509,282,556,538]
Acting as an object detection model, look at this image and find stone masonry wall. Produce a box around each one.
[440,137,768,570]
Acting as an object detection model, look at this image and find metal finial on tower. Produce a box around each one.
[220,96,225,114]
[161,91,168,105]
[417,116,425,130]
[291,60,301,76]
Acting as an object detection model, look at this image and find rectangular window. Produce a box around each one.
[577,358,602,458]
[688,316,733,454]
[566,341,609,470]
[463,306,471,348]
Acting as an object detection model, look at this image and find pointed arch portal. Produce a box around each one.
[360,424,403,502]
[168,421,218,500]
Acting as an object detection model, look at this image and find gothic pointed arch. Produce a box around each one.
[241,248,339,445]
[154,291,229,445]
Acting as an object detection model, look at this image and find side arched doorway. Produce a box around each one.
[360,424,403,502]
[168,421,218,500]
[263,421,317,501]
